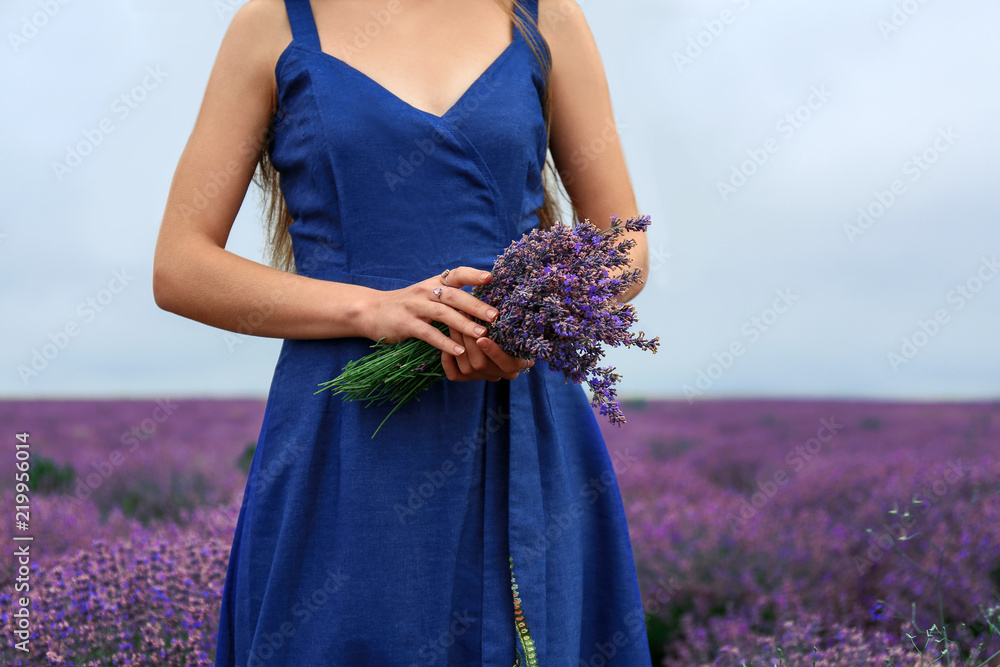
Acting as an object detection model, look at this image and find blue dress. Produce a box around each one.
[213,1,653,665]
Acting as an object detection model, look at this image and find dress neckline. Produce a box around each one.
[307,35,520,121]
[278,0,523,122]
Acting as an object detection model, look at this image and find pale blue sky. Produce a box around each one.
[2,0,998,400]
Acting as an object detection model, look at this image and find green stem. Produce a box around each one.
[315,323,449,436]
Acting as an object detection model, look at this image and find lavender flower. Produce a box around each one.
[316,215,659,436]
[470,214,659,423]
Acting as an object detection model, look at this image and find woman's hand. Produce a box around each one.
[357,266,533,381]
[442,329,534,382]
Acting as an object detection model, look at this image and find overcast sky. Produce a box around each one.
[2,0,998,401]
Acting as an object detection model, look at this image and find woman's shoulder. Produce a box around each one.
[536,0,599,62]
[230,0,288,29]
[218,0,296,108]
[537,0,588,34]
[224,0,294,70]
[227,0,290,41]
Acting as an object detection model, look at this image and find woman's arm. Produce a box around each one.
[152,1,367,339]
[152,0,493,356]
[538,0,649,302]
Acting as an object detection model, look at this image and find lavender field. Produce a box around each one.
[1,398,998,666]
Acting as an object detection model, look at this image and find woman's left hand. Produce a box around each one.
[442,330,534,382]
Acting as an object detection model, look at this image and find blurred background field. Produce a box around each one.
[1,397,997,666]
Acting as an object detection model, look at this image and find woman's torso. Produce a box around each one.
[268,0,551,291]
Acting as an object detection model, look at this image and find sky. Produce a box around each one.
[1,0,998,401]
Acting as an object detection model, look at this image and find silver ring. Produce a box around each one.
[432,287,444,301]
[440,268,452,286]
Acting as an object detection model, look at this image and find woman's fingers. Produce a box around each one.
[450,328,475,376]
[441,348,461,381]
[430,284,498,330]
[456,331,505,381]
[476,337,533,380]
[418,296,485,344]
[433,266,501,330]
[412,320,466,356]
[439,266,493,289]
[420,269,533,382]
[460,330,494,375]
[369,268,496,352]
[442,330,532,383]
[424,325,530,382]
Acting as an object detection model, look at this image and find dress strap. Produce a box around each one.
[283,0,322,49]
[514,0,551,72]
[516,0,540,22]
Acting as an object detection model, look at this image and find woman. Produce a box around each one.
[153,0,652,664]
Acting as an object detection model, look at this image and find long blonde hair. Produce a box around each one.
[254,0,568,274]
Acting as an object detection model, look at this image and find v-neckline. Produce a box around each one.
[308,29,520,122]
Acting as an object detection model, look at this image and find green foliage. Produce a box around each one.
[622,397,648,412]
[645,613,671,666]
[236,440,257,474]
[102,471,211,527]
[648,436,697,460]
[859,415,883,431]
[758,413,778,426]
[29,453,75,494]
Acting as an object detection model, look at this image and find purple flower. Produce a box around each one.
[471,215,659,424]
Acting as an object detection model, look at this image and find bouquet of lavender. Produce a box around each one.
[316,215,659,437]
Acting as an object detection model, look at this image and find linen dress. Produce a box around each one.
[213,0,653,664]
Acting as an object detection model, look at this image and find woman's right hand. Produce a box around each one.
[357,267,500,356]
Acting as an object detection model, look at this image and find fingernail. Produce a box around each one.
[474,326,486,336]
[454,345,465,355]
[487,308,498,320]
[480,272,491,281]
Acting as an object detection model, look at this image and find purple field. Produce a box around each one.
[1,397,998,666]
